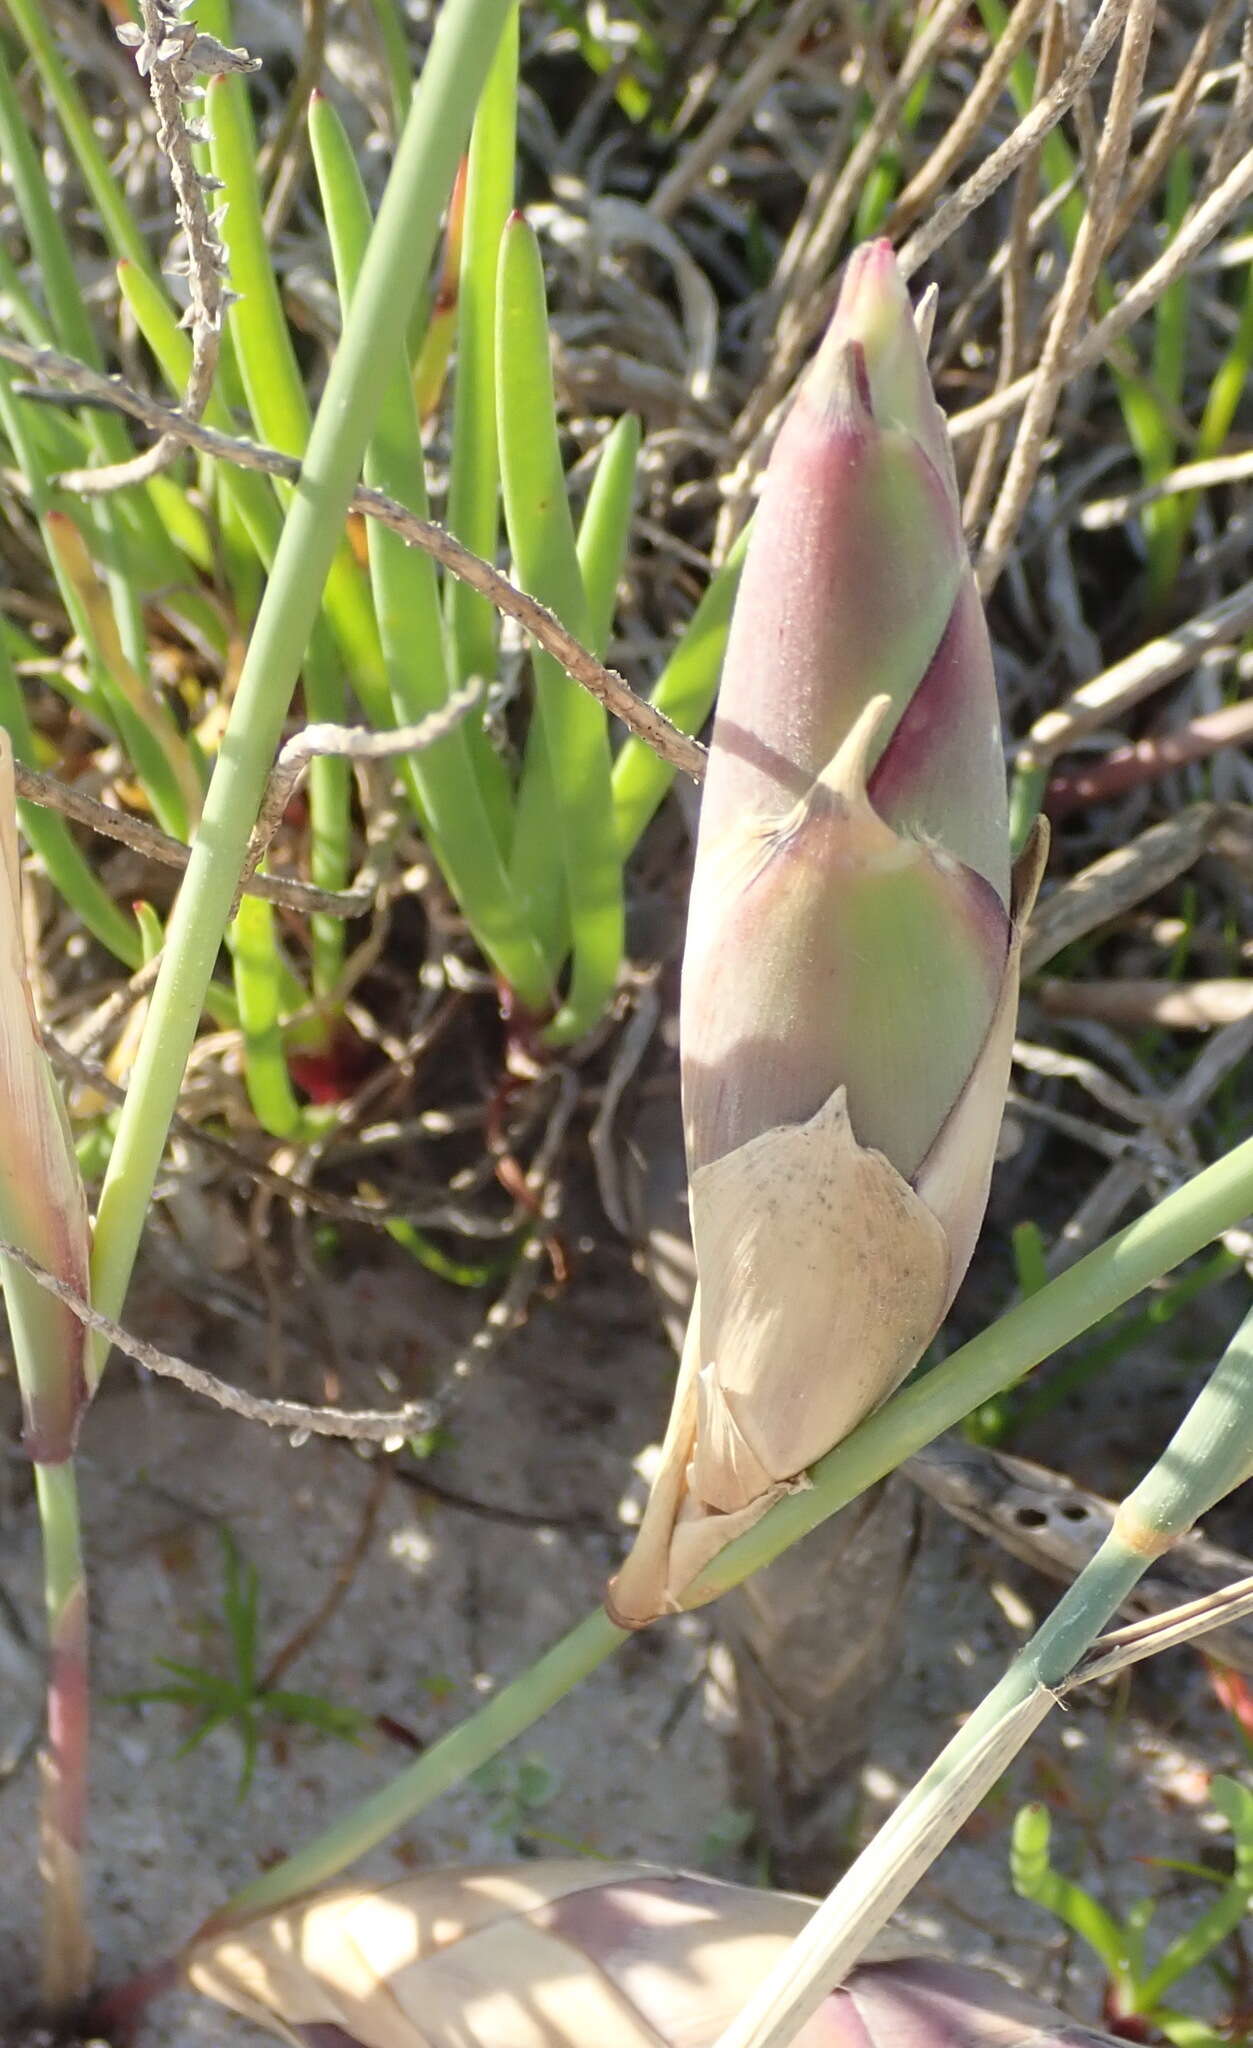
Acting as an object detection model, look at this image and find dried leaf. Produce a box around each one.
[187,1862,1123,2048]
[608,1089,948,1626]
[0,731,91,1458]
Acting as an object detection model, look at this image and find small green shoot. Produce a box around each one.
[117,1532,368,1798]
[1011,1779,1253,2045]
[470,1751,560,1840]
[382,1210,515,1288]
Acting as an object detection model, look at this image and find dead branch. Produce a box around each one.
[60,7,256,494]
[0,336,707,781]
[0,1233,435,1441]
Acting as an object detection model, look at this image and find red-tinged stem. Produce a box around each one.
[88,1957,184,2039]
[34,1462,92,2011]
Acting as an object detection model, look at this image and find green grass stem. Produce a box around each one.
[32,1462,91,2011]
[88,0,518,1382]
[213,1131,1253,1919]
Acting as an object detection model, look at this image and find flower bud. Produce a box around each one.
[610,242,1046,1626]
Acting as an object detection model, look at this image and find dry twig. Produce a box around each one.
[950,139,1253,443]
[1045,702,1253,816]
[1022,802,1253,975]
[234,684,484,915]
[898,0,1136,279]
[1,336,707,781]
[1038,977,1253,1030]
[1109,0,1242,241]
[60,5,257,494]
[11,757,369,918]
[0,1233,437,1441]
[1022,579,1253,766]
[886,0,1050,238]
[974,0,1157,593]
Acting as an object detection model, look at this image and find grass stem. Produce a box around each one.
[210,1131,1253,1921]
[88,0,516,1372]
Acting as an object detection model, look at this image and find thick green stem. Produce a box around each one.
[88,0,514,1367]
[211,1132,1253,1922]
[212,1607,622,1924]
[33,1460,91,2012]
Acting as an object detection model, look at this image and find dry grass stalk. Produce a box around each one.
[974,0,1158,594]
[60,3,257,494]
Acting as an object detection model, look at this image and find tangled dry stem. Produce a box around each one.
[59,2,258,495]
[0,334,707,782]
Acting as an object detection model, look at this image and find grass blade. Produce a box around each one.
[363,0,413,130]
[2,0,155,277]
[117,259,353,1003]
[0,617,140,967]
[411,157,467,424]
[229,894,307,1140]
[209,67,386,993]
[576,413,641,656]
[43,514,202,841]
[0,44,220,692]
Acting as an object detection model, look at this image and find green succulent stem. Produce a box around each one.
[212,1132,1253,1922]
[307,87,554,1013]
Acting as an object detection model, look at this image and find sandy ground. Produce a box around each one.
[1,1227,1248,2043]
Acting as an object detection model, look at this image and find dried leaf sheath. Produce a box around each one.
[0,730,91,1461]
[609,243,1045,1627]
[187,1860,1123,2048]
[0,730,95,2003]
